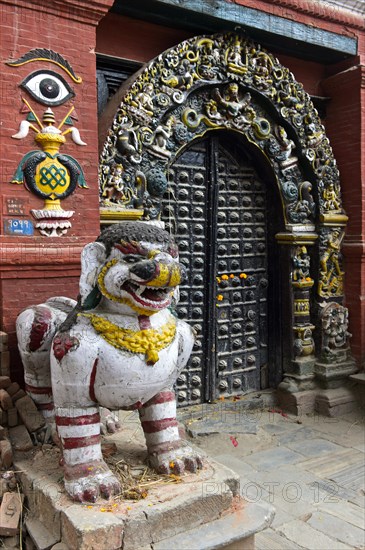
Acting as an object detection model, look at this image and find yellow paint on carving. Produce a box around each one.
[148,263,170,287]
[80,314,176,365]
[7,57,82,83]
[167,265,182,287]
[97,259,174,315]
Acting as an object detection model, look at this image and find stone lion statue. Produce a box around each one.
[16,221,201,502]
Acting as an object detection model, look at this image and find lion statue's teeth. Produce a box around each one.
[135,285,147,297]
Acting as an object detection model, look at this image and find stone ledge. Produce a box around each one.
[315,387,360,417]
[350,372,365,385]
[14,430,273,549]
[153,499,274,550]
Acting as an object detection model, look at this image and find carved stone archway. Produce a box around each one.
[99,32,356,400]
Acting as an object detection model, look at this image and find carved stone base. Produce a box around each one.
[289,357,317,377]
[315,387,360,417]
[277,387,317,416]
[278,372,316,393]
[349,373,365,409]
[315,357,357,389]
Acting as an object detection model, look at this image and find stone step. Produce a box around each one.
[153,500,274,550]
[350,372,365,385]
[25,517,60,550]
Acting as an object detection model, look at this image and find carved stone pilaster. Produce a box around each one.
[276,232,318,392]
[314,302,357,388]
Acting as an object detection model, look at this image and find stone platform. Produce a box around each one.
[14,414,274,549]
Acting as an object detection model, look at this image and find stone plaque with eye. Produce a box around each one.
[20,69,75,106]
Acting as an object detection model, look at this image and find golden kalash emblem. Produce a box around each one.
[11,99,88,236]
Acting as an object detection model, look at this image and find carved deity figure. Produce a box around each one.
[321,302,351,354]
[161,59,194,91]
[16,222,200,502]
[320,229,344,276]
[226,38,247,75]
[101,163,129,205]
[251,51,274,92]
[134,83,154,115]
[323,182,341,212]
[212,84,255,129]
[292,246,311,281]
[116,121,142,164]
[148,116,175,158]
[319,229,344,297]
[289,181,315,224]
[275,126,298,167]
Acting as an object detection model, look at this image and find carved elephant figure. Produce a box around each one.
[16,221,201,502]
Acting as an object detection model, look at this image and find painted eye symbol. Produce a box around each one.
[20,70,75,106]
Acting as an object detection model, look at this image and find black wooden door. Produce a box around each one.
[163,133,269,406]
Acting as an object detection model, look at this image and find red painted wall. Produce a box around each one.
[0,0,113,381]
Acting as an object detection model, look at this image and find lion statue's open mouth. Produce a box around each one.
[121,281,173,309]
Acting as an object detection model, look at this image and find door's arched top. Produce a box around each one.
[99,32,346,230]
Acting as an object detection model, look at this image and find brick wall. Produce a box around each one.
[322,65,365,363]
[0,0,113,379]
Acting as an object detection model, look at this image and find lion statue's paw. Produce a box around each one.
[148,441,203,475]
[99,407,121,435]
[64,460,121,502]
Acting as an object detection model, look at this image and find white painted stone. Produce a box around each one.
[16,223,198,501]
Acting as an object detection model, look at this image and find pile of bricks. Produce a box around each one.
[0,331,10,378]
[0,373,48,545]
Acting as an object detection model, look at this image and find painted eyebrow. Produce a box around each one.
[114,242,148,256]
[6,48,82,84]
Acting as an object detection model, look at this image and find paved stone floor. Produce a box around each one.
[179,394,365,550]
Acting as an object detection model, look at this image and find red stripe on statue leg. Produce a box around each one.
[62,434,100,450]
[141,418,178,433]
[56,413,100,426]
[143,391,175,407]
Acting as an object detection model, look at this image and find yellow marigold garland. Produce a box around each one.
[79,313,176,365]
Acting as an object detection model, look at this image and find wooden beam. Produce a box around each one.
[112,0,357,63]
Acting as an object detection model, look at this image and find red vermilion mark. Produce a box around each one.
[268,408,288,418]
[89,358,98,403]
[169,243,179,258]
[230,436,238,447]
[53,333,79,361]
[29,306,52,351]
[138,315,152,330]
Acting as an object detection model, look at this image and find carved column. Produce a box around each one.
[276,232,318,393]
[314,215,357,388]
